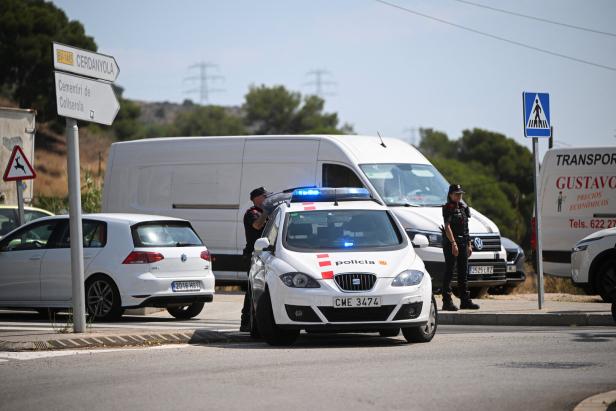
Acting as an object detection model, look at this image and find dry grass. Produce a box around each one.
[511,262,586,295]
[33,125,112,198]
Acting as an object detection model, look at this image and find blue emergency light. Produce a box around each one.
[290,187,371,203]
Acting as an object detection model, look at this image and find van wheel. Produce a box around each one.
[255,289,299,346]
[469,287,489,299]
[85,276,123,321]
[595,257,616,302]
[167,302,204,319]
[402,296,437,343]
[379,328,400,337]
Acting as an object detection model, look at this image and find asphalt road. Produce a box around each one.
[1,325,615,411]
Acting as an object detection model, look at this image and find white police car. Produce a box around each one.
[247,188,437,346]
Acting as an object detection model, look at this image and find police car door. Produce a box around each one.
[251,208,281,294]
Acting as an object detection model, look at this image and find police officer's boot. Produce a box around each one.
[460,291,480,310]
[441,292,458,311]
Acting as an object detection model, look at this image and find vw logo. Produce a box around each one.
[473,237,484,251]
[352,278,361,285]
[181,254,187,262]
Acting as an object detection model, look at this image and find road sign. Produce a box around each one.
[523,92,551,138]
[53,42,120,82]
[3,145,36,182]
[54,71,120,125]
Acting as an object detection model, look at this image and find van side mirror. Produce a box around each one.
[254,237,271,252]
[411,234,429,248]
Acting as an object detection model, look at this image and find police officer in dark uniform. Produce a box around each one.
[441,184,480,311]
[240,187,269,332]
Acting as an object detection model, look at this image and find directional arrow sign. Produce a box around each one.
[53,42,120,82]
[54,71,120,125]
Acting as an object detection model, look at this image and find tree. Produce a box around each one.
[243,85,352,134]
[0,0,96,122]
[172,105,247,137]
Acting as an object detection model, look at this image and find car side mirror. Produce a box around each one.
[254,237,271,252]
[412,234,429,248]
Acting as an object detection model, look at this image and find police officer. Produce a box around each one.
[441,184,480,311]
[240,186,269,332]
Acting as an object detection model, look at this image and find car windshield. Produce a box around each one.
[284,209,404,251]
[360,163,449,206]
[132,222,203,247]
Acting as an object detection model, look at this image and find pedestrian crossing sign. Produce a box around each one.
[523,92,551,138]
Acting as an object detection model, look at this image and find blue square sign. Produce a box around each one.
[523,92,551,138]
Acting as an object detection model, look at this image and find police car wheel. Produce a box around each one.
[379,328,400,337]
[166,302,204,320]
[595,258,616,303]
[255,288,299,346]
[402,296,437,343]
[249,287,261,339]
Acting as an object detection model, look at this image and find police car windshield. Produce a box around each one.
[360,163,449,207]
[284,210,404,251]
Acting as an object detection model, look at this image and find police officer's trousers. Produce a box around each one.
[442,237,469,296]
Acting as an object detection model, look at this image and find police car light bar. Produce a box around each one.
[290,187,371,203]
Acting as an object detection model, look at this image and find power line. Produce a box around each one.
[304,69,337,97]
[374,0,616,72]
[453,0,616,38]
[184,62,225,104]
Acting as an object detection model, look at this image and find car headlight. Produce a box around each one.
[572,244,589,252]
[407,230,442,248]
[392,270,424,287]
[279,272,320,288]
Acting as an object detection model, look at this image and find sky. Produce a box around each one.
[52,0,616,157]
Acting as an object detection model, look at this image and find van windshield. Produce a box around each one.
[360,163,449,207]
[283,210,404,251]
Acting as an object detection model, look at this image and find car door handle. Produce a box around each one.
[29,256,42,261]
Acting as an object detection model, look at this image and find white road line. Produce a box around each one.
[0,344,192,362]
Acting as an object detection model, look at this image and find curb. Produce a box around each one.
[573,389,616,411]
[0,330,251,352]
[439,312,614,327]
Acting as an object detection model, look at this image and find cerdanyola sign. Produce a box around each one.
[53,42,120,82]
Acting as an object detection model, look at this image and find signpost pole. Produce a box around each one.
[66,118,86,332]
[15,180,25,226]
[532,137,545,309]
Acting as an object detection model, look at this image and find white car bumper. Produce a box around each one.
[268,274,432,330]
[119,271,216,308]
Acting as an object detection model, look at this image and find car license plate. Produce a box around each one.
[333,296,382,308]
[172,281,201,292]
[469,265,494,275]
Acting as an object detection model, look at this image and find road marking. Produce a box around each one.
[0,344,192,362]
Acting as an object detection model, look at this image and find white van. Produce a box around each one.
[103,135,507,293]
[539,146,616,277]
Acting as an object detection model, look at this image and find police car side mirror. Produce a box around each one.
[412,234,429,249]
[254,237,271,252]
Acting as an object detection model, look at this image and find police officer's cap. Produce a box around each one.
[250,187,268,200]
[448,184,465,194]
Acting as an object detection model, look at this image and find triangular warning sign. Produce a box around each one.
[3,145,36,182]
[526,93,550,129]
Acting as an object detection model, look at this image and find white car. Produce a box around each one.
[0,213,215,320]
[248,188,437,346]
[571,227,616,302]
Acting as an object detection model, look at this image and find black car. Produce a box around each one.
[489,237,526,295]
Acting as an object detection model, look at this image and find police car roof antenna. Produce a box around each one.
[377,132,387,148]
[333,188,339,206]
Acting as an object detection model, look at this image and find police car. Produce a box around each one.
[247,188,437,346]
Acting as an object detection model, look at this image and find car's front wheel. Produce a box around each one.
[402,295,437,343]
[249,287,261,339]
[85,276,123,321]
[255,288,299,346]
[166,302,204,319]
[595,257,616,303]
